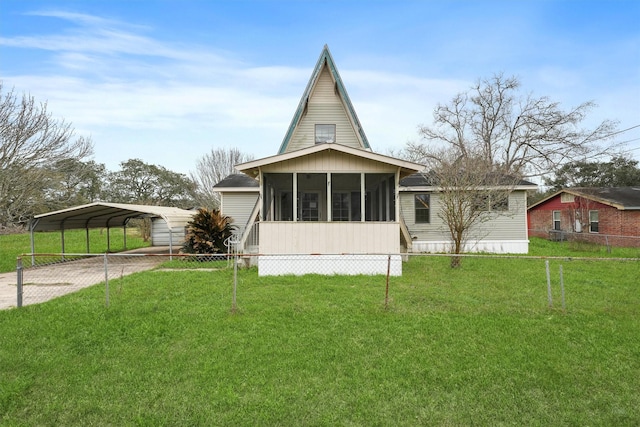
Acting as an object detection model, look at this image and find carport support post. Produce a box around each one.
[61,228,65,261]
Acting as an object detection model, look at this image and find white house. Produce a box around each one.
[214,46,535,275]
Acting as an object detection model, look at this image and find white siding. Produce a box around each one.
[286,65,362,152]
[221,192,259,232]
[151,218,186,246]
[400,190,530,253]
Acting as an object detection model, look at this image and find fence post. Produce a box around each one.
[559,265,566,311]
[385,254,391,310]
[16,257,23,308]
[104,253,110,308]
[545,260,553,308]
[232,252,238,313]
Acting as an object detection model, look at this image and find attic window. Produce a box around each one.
[561,193,575,203]
[315,124,336,144]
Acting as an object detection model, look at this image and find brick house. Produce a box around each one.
[527,187,640,247]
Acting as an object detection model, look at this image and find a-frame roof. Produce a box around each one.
[277,45,370,154]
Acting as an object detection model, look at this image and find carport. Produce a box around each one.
[28,202,195,256]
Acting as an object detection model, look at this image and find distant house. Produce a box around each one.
[528,187,640,247]
[214,45,536,275]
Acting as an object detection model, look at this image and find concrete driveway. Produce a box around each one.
[0,247,179,310]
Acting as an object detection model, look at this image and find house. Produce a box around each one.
[527,187,640,247]
[214,45,536,275]
[400,172,536,254]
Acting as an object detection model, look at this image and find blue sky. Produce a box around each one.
[1,0,639,175]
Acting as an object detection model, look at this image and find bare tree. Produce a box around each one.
[0,83,93,228]
[190,147,254,209]
[404,74,618,178]
[424,147,521,267]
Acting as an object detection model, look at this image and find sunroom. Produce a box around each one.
[236,143,423,275]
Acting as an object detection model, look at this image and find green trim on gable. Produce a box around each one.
[277,45,371,154]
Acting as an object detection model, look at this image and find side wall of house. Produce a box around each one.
[400,190,530,253]
[527,195,640,247]
[286,65,362,152]
[220,192,260,233]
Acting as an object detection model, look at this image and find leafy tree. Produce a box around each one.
[43,159,106,210]
[190,147,254,209]
[103,158,196,207]
[544,156,640,191]
[0,83,93,228]
[182,208,236,255]
[401,74,618,179]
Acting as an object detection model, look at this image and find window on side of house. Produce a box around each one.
[589,210,599,233]
[490,194,509,211]
[552,210,561,230]
[315,124,336,144]
[415,194,430,223]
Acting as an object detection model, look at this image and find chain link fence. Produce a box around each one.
[529,228,640,248]
[13,253,235,308]
[5,251,639,310]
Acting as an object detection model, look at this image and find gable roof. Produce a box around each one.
[238,142,423,178]
[277,45,370,154]
[29,202,195,232]
[528,187,640,211]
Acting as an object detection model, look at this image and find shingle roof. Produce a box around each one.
[212,173,259,189]
[565,187,640,210]
[399,172,537,188]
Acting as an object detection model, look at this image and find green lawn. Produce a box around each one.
[0,228,149,273]
[1,247,638,425]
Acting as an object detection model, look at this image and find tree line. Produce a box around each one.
[0,82,254,231]
[2,76,638,264]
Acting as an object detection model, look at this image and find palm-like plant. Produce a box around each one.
[182,208,236,254]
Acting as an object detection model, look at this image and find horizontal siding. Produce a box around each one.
[221,193,259,231]
[287,66,362,152]
[260,222,400,254]
[151,219,186,246]
[400,191,529,242]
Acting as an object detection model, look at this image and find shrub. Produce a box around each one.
[181,208,236,254]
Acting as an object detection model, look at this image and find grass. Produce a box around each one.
[1,244,638,426]
[0,228,149,273]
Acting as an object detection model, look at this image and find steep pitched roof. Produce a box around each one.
[277,45,370,154]
[529,187,640,211]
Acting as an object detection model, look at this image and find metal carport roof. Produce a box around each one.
[28,202,195,255]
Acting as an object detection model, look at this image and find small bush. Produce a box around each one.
[181,208,236,255]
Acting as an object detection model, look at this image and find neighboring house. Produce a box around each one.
[528,187,640,247]
[214,45,535,275]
